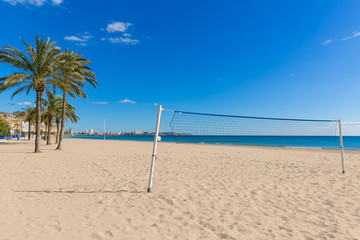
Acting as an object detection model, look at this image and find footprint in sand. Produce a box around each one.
[90,233,103,240]
[49,225,62,232]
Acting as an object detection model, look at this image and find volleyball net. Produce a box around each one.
[169,111,340,148]
[147,106,345,192]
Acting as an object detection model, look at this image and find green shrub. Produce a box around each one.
[0,117,11,135]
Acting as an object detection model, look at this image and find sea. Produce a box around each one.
[67,135,360,150]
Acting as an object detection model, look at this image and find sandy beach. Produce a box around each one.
[0,138,359,239]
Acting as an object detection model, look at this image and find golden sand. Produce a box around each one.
[0,139,359,239]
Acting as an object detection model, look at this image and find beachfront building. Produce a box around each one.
[21,121,33,133]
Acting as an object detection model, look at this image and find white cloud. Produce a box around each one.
[76,42,87,46]
[51,0,62,5]
[2,0,62,6]
[105,22,132,33]
[64,36,86,42]
[2,0,20,5]
[64,33,93,46]
[322,39,333,45]
[91,102,108,105]
[341,32,360,41]
[17,102,32,105]
[119,99,136,104]
[153,103,158,106]
[100,21,145,46]
[322,31,360,45]
[82,33,92,40]
[102,37,139,45]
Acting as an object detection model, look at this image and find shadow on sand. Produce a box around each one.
[0,141,31,145]
[15,189,146,194]
[0,148,62,153]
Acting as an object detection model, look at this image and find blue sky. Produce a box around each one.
[1,0,360,134]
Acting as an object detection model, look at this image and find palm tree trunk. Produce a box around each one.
[44,123,47,141]
[56,92,67,150]
[46,114,53,145]
[34,90,42,153]
[28,121,31,141]
[56,121,60,143]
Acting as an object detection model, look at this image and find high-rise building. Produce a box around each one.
[134,130,144,135]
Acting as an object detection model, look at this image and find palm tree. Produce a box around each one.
[0,36,60,152]
[54,111,61,144]
[17,106,36,140]
[14,122,20,135]
[53,49,97,150]
[43,93,62,145]
[54,100,79,143]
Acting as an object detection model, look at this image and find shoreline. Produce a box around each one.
[63,136,360,153]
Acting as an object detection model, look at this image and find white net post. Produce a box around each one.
[338,120,345,174]
[147,105,162,193]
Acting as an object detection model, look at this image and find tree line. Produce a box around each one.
[0,35,98,152]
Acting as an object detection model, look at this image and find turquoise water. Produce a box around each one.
[68,135,360,150]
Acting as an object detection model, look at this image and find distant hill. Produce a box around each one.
[0,111,48,132]
[0,112,21,125]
